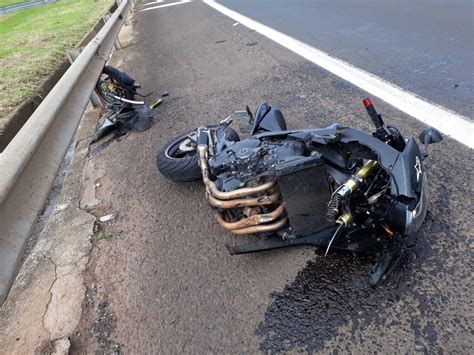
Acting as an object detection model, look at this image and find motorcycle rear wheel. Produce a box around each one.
[157,128,239,182]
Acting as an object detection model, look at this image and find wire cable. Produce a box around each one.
[325,223,344,256]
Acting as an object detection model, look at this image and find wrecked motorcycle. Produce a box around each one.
[91,66,162,144]
[156,99,442,284]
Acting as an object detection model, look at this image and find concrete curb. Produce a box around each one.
[0,106,100,353]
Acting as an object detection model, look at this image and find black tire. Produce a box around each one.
[157,127,240,182]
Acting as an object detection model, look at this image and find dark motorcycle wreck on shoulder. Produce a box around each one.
[156,99,443,284]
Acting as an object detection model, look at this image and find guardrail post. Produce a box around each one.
[66,49,103,108]
[117,0,131,25]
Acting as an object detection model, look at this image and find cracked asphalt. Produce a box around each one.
[1,1,472,353]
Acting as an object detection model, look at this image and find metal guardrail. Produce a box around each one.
[0,0,57,15]
[0,0,132,303]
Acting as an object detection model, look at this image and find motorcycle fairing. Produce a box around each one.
[251,103,287,135]
[256,126,425,200]
[248,126,428,237]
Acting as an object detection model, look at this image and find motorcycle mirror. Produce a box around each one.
[419,127,443,145]
[419,127,443,159]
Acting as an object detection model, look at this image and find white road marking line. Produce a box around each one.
[141,0,164,7]
[140,0,191,12]
[204,0,474,149]
[232,22,239,26]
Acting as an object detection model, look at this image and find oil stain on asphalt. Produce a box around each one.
[256,161,472,353]
[255,238,431,353]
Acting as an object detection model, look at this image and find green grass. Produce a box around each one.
[89,226,115,243]
[0,0,28,6]
[0,0,113,118]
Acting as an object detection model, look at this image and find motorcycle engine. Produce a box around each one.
[209,138,306,192]
[208,136,333,237]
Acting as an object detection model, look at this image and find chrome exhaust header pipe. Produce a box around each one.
[198,144,287,235]
[215,204,286,230]
[216,216,289,235]
[208,192,280,209]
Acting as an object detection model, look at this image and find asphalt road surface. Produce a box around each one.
[220,0,474,118]
[71,1,473,353]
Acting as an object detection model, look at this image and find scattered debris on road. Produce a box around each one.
[91,302,121,354]
[98,213,116,223]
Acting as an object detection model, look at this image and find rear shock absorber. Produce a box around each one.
[326,159,379,223]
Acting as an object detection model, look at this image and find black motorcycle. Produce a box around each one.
[156,99,442,284]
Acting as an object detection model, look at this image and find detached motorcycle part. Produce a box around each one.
[370,247,404,285]
[150,98,163,109]
[91,99,155,144]
[95,66,136,105]
[156,127,240,182]
[90,105,137,143]
[90,116,116,144]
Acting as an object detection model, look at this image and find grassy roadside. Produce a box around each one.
[0,0,113,119]
[0,0,27,6]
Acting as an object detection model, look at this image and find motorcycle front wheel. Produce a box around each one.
[157,127,239,182]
